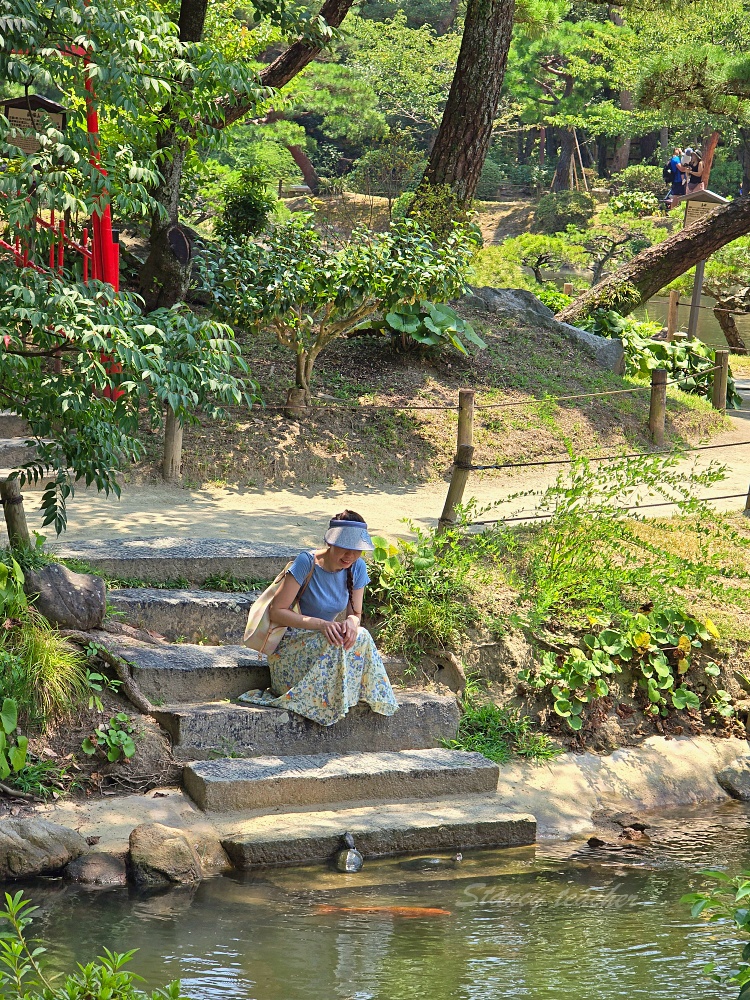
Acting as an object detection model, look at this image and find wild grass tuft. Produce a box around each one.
[0,607,87,728]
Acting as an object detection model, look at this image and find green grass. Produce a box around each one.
[444,702,563,764]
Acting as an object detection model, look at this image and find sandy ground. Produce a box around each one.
[8,381,750,550]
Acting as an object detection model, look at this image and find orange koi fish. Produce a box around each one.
[315,904,451,918]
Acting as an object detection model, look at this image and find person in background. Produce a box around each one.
[240,510,399,726]
[665,147,687,208]
[686,148,705,193]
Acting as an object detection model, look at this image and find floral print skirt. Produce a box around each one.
[238,626,400,726]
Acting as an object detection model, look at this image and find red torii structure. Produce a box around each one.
[2,50,123,394]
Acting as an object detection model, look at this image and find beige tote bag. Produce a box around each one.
[243,558,315,654]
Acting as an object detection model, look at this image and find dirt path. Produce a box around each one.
[10,381,750,550]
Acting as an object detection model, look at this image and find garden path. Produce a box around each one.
[14,381,750,549]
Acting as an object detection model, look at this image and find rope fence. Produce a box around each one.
[244,364,719,416]
[467,492,750,527]
[437,353,733,531]
[465,436,750,473]
[649,294,749,317]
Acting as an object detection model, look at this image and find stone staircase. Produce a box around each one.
[0,411,49,490]
[59,539,537,865]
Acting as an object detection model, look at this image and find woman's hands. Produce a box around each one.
[319,616,359,650]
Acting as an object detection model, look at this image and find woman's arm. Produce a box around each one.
[269,571,344,645]
[342,587,365,650]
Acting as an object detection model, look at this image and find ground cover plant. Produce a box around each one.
[365,452,750,749]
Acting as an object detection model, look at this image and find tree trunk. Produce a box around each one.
[139,0,357,310]
[740,128,750,197]
[220,0,358,128]
[139,0,208,312]
[414,0,515,205]
[639,130,660,163]
[139,141,194,312]
[610,91,634,174]
[288,145,321,192]
[714,305,747,352]
[556,196,750,324]
[552,129,576,192]
[701,130,720,187]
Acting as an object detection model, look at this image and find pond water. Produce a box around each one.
[635,294,750,350]
[9,800,750,1000]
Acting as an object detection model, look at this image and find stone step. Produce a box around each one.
[218,794,536,868]
[48,537,298,584]
[154,691,460,760]
[0,413,31,438]
[184,748,499,812]
[105,635,269,704]
[0,437,39,469]
[108,588,260,644]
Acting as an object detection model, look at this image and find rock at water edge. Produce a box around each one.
[717,758,750,800]
[128,822,203,886]
[0,819,88,879]
[63,852,128,886]
[24,564,106,630]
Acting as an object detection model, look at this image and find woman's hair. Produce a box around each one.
[333,509,366,523]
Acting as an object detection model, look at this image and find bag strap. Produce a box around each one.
[294,554,316,603]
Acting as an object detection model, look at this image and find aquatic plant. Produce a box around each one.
[0,891,190,999]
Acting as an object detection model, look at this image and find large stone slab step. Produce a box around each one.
[154,692,460,759]
[105,635,269,704]
[218,794,536,868]
[0,438,39,469]
[47,537,298,584]
[0,413,31,438]
[184,748,499,812]
[108,588,260,644]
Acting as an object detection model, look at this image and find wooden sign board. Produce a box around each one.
[682,189,729,230]
[2,97,67,155]
[683,199,718,229]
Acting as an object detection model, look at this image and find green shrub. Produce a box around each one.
[578,309,742,409]
[536,286,572,312]
[390,191,415,219]
[609,189,660,216]
[475,160,505,200]
[215,168,277,241]
[533,191,596,234]
[610,164,665,197]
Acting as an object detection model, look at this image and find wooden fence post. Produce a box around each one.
[438,390,475,533]
[162,406,183,483]
[0,478,31,549]
[563,282,573,297]
[712,349,729,413]
[648,369,667,447]
[666,290,680,341]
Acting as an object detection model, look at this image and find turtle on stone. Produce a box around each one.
[398,852,463,873]
[334,832,364,873]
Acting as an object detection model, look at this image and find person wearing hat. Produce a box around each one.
[239,510,399,725]
[686,148,705,193]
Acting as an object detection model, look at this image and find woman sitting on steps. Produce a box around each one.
[239,510,399,726]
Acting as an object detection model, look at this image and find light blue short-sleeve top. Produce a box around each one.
[288,550,369,621]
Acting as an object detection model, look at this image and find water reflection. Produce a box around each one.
[10,801,750,1000]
